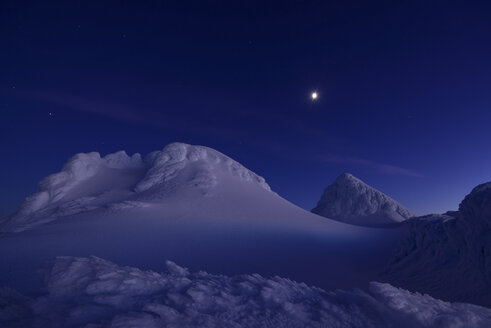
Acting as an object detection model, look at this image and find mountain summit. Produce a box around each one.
[312,173,414,227]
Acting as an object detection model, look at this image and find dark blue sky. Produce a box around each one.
[1,0,491,217]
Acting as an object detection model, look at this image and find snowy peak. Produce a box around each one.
[337,172,361,183]
[312,173,414,227]
[335,172,368,188]
[1,142,271,232]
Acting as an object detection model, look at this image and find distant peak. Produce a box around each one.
[336,173,361,183]
[334,173,369,188]
[312,173,414,226]
[338,172,354,179]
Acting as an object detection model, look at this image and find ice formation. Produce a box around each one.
[1,256,490,328]
[312,173,414,227]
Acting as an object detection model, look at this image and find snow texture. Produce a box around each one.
[312,173,414,227]
[1,256,490,328]
[384,182,491,306]
[0,143,270,232]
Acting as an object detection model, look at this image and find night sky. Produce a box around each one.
[2,1,491,217]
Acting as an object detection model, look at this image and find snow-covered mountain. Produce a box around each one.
[0,143,400,296]
[2,255,490,328]
[1,143,489,326]
[312,173,414,227]
[384,181,491,306]
[0,142,270,232]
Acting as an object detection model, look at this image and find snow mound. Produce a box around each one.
[383,182,491,306]
[312,173,414,227]
[0,143,271,232]
[1,256,490,328]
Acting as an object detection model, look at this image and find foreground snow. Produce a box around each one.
[1,256,490,328]
[312,173,414,227]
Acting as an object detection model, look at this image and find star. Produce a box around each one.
[311,91,318,101]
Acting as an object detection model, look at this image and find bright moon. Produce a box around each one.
[311,91,318,100]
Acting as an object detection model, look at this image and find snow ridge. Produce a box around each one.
[1,256,490,328]
[312,173,414,226]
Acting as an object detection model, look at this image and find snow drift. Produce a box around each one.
[384,182,491,306]
[1,256,490,328]
[312,173,414,227]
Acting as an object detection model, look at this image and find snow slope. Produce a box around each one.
[2,256,490,328]
[312,173,414,227]
[0,143,401,296]
[383,182,491,306]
